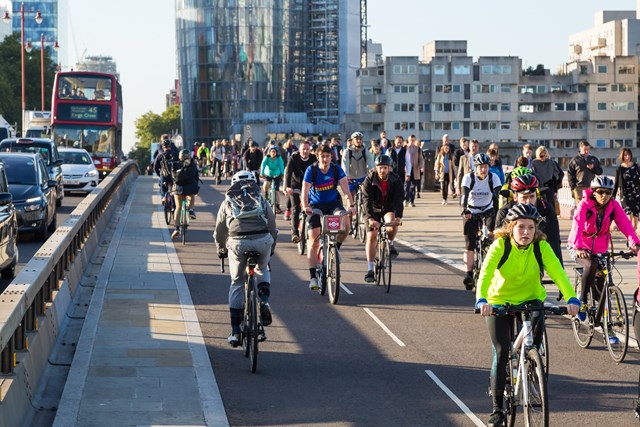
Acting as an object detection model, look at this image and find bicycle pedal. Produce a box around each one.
[258,333,267,342]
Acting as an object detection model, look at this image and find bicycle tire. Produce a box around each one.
[572,270,594,348]
[164,199,172,225]
[358,207,367,243]
[539,327,549,378]
[181,203,187,245]
[375,236,382,287]
[319,242,327,296]
[472,245,482,290]
[297,214,306,255]
[242,285,251,359]
[328,245,340,304]
[604,285,629,363]
[351,204,360,239]
[523,348,548,426]
[384,240,392,293]
[249,285,259,373]
[504,359,517,427]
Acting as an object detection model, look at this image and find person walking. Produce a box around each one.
[435,143,455,205]
[567,140,602,203]
[613,148,640,231]
[530,146,564,208]
[404,135,424,207]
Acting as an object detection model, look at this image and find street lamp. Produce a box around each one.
[40,34,59,111]
[2,3,44,135]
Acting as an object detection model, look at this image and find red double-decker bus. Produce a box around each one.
[51,71,123,179]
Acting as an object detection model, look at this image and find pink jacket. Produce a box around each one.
[568,188,640,253]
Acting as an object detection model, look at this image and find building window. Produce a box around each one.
[394,103,416,112]
[597,65,608,73]
[597,84,607,92]
[419,65,430,75]
[500,122,511,130]
[618,65,635,74]
[454,65,470,75]
[433,65,446,75]
[362,87,373,95]
[577,103,587,111]
[596,122,606,129]
[597,102,607,111]
[554,103,565,111]
[393,85,416,93]
[501,103,511,111]
[501,84,511,93]
[419,104,430,113]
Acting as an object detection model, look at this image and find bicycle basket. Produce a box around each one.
[322,214,347,235]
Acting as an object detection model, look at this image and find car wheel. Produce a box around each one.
[56,189,63,207]
[1,260,15,280]
[35,211,48,241]
[47,211,57,233]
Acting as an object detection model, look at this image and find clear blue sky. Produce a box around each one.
[62,0,635,154]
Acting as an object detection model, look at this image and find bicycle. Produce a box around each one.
[310,208,349,304]
[373,221,401,293]
[350,181,366,242]
[471,213,493,290]
[265,177,279,214]
[571,250,635,363]
[173,192,190,245]
[162,187,175,225]
[477,303,568,426]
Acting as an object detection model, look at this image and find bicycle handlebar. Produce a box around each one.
[474,303,568,316]
[587,250,636,260]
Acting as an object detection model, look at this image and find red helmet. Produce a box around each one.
[509,174,539,194]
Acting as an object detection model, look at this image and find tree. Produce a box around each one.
[130,104,181,170]
[0,33,57,127]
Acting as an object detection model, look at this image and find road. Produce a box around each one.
[165,177,640,426]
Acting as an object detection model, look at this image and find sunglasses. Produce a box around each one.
[595,189,612,196]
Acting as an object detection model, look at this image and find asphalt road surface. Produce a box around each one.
[170,176,640,426]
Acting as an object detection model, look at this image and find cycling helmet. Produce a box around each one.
[590,175,614,190]
[375,154,393,166]
[510,166,531,179]
[268,146,278,153]
[250,141,259,147]
[231,171,256,184]
[510,174,539,194]
[351,131,363,139]
[162,139,172,148]
[473,153,490,166]
[179,149,191,160]
[505,203,542,223]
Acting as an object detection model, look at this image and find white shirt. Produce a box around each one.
[461,172,501,213]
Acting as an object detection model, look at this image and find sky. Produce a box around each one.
[59,0,636,154]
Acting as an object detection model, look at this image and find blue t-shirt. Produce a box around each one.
[303,163,346,205]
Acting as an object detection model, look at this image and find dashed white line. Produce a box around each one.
[363,307,406,347]
[425,370,484,427]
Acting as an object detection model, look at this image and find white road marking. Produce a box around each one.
[340,282,353,295]
[425,370,484,427]
[363,307,406,347]
[396,238,466,273]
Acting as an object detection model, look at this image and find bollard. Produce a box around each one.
[1,338,13,374]
[26,305,35,331]
[14,321,24,351]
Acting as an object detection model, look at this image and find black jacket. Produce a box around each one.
[567,154,603,190]
[173,159,200,195]
[285,152,317,190]
[495,199,560,247]
[153,148,179,179]
[389,146,407,178]
[362,169,404,220]
[243,149,264,171]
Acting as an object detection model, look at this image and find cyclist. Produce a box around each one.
[197,142,210,176]
[341,131,375,200]
[362,155,403,282]
[301,144,355,290]
[497,166,532,208]
[171,149,199,240]
[210,139,226,183]
[495,174,564,266]
[153,139,179,196]
[461,153,502,289]
[476,204,579,427]
[284,140,317,243]
[260,146,285,214]
[242,140,264,183]
[214,171,278,346]
[568,175,640,324]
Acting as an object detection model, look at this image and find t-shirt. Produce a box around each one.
[303,163,346,205]
[380,179,389,205]
[461,172,501,213]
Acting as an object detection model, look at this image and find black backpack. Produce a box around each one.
[310,162,340,190]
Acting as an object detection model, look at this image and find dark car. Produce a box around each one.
[0,153,57,241]
[0,162,19,279]
[0,138,64,207]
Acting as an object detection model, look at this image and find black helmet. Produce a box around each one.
[375,155,393,166]
[505,203,541,223]
[474,153,490,166]
[510,174,539,193]
[590,175,614,190]
[162,139,172,148]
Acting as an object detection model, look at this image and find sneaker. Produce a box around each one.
[411,202,416,207]
[577,303,587,322]
[364,270,375,283]
[441,200,446,205]
[227,333,240,347]
[284,209,291,220]
[463,273,474,290]
[487,410,504,427]
[404,201,409,207]
[309,277,319,290]
[292,234,300,244]
[389,245,399,258]
[260,302,272,326]
[606,330,619,345]
[171,229,181,240]
[416,192,421,198]
[189,209,196,219]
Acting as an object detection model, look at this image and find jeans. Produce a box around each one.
[227,234,274,310]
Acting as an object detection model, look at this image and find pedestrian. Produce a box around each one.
[456,139,479,200]
[530,146,564,209]
[487,148,504,186]
[514,143,533,168]
[567,140,603,203]
[613,148,640,231]
[404,135,424,207]
[435,143,455,205]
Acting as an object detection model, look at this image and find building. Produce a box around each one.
[74,55,119,80]
[175,1,363,146]
[5,0,59,63]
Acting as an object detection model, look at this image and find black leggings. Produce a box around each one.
[441,173,450,200]
[485,300,545,411]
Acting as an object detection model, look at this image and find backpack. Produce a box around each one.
[225,181,267,223]
[467,171,494,192]
[496,238,543,275]
[175,160,196,185]
[310,162,340,190]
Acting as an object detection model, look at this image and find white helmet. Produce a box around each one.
[231,171,256,185]
[351,131,363,139]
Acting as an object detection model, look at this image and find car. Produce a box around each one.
[58,148,99,195]
[0,161,19,279]
[0,138,64,207]
[0,153,57,241]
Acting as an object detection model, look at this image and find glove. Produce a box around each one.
[218,249,228,259]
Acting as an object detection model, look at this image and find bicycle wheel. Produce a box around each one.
[351,205,359,239]
[319,242,327,296]
[381,240,392,293]
[181,204,187,245]
[163,194,172,225]
[242,289,251,359]
[604,285,629,363]
[523,348,548,426]
[327,245,340,304]
[572,270,594,348]
[248,286,259,373]
[297,214,306,255]
[358,207,367,243]
[539,327,549,378]
[504,360,517,427]
[472,245,482,289]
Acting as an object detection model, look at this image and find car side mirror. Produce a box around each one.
[0,192,12,206]
[55,159,63,166]
[47,180,58,188]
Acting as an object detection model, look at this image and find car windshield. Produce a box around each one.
[1,157,37,185]
[60,151,91,165]
[0,144,50,164]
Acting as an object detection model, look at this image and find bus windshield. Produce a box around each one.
[52,125,116,157]
[56,75,112,101]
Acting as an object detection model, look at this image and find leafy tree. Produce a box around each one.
[130,104,181,170]
[0,33,57,128]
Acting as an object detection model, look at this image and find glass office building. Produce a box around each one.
[9,1,58,63]
[176,0,360,145]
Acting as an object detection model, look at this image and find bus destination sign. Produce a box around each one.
[57,104,111,123]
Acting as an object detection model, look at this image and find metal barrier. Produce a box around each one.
[0,161,139,374]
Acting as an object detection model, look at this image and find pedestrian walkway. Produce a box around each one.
[54,178,229,426]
